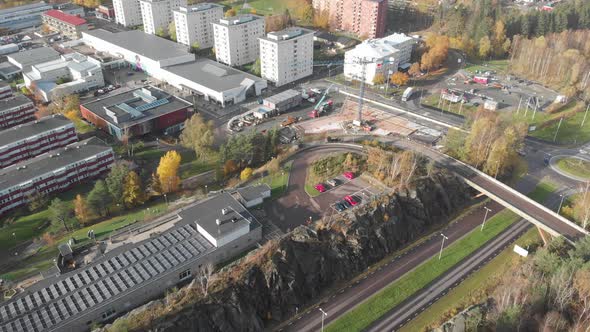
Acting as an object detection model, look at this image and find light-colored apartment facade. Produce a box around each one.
[113,0,143,27]
[173,3,223,48]
[139,0,186,35]
[312,0,387,39]
[212,14,265,67]
[259,27,314,87]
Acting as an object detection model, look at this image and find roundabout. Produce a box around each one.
[550,155,590,182]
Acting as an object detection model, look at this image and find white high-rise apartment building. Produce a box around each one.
[173,3,223,48]
[212,14,265,67]
[113,0,143,27]
[139,0,186,35]
[259,27,314,87]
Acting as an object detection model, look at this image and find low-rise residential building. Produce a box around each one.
[343,33,415,85]
[0,1,53,31]
[139,0,186,35]
[97,3,116,20]
[113,0,143,27]
[24,52,105,102]
[80,86,193,140]
[82,29,267,107]
[259,27,314,87]
[42,9,89,39]
[0,137,114,216]
[0,190,263,330]
[0,114,77,168]
[212,14,265,67]
[0,94,36,130]
[0,82,12,100]
[173,3,223,49]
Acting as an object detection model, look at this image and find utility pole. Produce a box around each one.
[356,59,367,124]
[386,69,392,94]
[558,194,566,214]
[319,308,327,332]
[582,103,590,128]
[516,96,522,115]
[481,207,492,231]
[553,117,563,142]
[439,233,449,260]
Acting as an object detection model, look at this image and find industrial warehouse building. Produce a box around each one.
[0,190,264,331]
[82,29,267,107]
[0,137,114,216]
[80,86,193,140]
[0,114,77,168]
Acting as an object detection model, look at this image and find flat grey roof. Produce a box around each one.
[7,47,60,66]
[264,89,301,104]
[262,27,315,42]
[216,14,263,26]
[164,58,265,93]
[0,94,33,112]
[81,86,192,129]
[236,184,271,202]
[0,1,51,15]
[0,137,112,192]
[0,114,72,148]
[0,62,21,76]
[84,29,193,61]
[180,192,255,241]
[176,2,223,13]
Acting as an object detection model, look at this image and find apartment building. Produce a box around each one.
[312,0,387,39]
[113,0,143,27]
[139,0,186,35]
[343,33,414,84]
[0,137,114,216]
[259,27,314,87]
[0,82,12,100]
[173,3,223,48]
[0,115,77,168]
[212,14,265,66]
[41,9,89,39]
[0,94,35,130]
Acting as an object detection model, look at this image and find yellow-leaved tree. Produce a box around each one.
[123,171,145,207]
[157,151,182,193]
[74,194,91,225]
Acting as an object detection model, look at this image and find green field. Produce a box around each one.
[220,0,289,15]
[555,157,590,179]
[421,93,477,117]
[326,181,556,332]
[516,102,590,144]
[400,227,540,332]
[464,59,510,74]
[255,161,292,198]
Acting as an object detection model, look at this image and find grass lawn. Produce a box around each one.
[220,0,288,15]
[555,157,590,179]
[400,227,540,332]
[254,161,292,198]
[326,181,556,332]
[464,59,509,74]
[513,101,590,144]
[0,182,95,251]
[420,93,477,117]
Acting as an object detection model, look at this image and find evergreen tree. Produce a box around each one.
[87,180,112,217]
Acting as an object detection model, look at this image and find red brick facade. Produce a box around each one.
[314,0,387,39]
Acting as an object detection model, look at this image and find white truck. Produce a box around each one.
[402,87,415,101]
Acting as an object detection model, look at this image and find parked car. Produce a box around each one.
[344,195,358,206]
[326,179,338,187]
[343,171,355,180]
[314,184,326,193]
[325,136,341,143]
[342,199,352,208]
[334,202,346,212]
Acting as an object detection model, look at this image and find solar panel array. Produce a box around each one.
[0,224,214,332]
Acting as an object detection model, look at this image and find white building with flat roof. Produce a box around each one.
[259,27,314,87]
[23,52,105,102]
[113,0,143,27]
[173,3,223,49]
[343,33,415,85]
[139,0,186,35]
[212,14,265,67]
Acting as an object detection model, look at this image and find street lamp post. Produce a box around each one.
[481,207,492,231]
[558,194,566,214]
[439,233,449,260]
[319,308,328,332]
[205,184,208,196]
[164,193,168,205]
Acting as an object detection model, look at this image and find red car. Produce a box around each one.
[343,171,355,180]
[314,184,326,193]
[344,195,358,206]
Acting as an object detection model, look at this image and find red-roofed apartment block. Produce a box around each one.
[42,9,89,39]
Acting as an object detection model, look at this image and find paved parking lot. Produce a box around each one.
[313,176,385,213]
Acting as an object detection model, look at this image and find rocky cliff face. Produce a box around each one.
[107,172,472,332]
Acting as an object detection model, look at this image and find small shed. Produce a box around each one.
[263,89,303,113]
[235,184,271,207]
[484,99,499,111]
